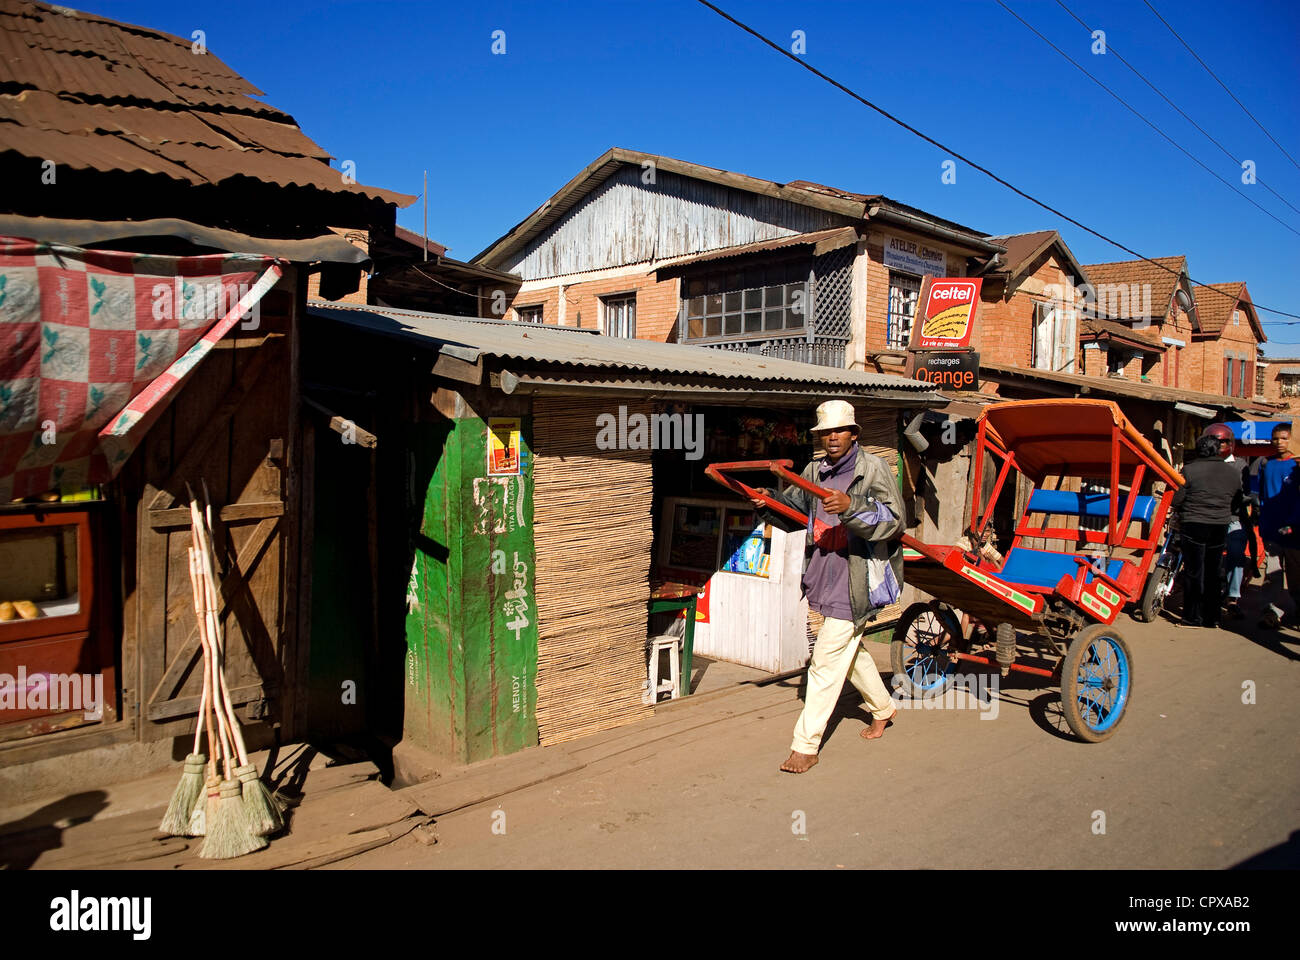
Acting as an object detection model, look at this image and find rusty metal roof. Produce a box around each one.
[471,147,1001,269]
[0,0,413,207]
[655,227,860,272]
[307,300,943,400]
[981,360,1273,413]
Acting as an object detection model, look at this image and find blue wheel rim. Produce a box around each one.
[1072,635,1130,733]
[904,610,955,691]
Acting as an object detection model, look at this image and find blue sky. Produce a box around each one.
[78,0,1300,344]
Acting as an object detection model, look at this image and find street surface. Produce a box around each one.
[338,607,1300,870]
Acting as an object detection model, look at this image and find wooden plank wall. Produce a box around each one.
[503,166,849,279]
[124,270,300,746]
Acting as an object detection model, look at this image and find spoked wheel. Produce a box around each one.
[890,602,965,698]
[1060,624,1132,742]
[1135,565,1175,622]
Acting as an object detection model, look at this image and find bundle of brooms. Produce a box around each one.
[158,484,283,858]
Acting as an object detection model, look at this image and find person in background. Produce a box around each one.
[1218,425,1256,619]
[746,400,905,775]
[1257,423,1300,628]
[1172,426,1244,629]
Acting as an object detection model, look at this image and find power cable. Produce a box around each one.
[691,0,1300,322]
[995,0,1300,238]
[1055,0,1300,218]
[1141,0,1300,175]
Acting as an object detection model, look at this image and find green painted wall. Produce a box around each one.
[403,416,538,764]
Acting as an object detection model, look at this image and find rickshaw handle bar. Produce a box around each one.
[704,460,836,527]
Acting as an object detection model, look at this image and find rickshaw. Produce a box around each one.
[898,399,1183,741]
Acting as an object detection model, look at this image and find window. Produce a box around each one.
[1282,375,1300,398]
[1233,309,1241,326]
[1107,347,1131,376]
[603,294,636,338]
[1033,301,1077,372]
[681,262,809,342]
[886,272,920,350]
[516,304,543,324]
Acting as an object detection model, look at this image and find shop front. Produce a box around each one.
[307,302,942,765]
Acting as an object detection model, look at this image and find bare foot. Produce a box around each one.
[780,751,818,773]
[860,712,896,740]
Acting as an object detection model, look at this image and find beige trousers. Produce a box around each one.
[791,616,897,755]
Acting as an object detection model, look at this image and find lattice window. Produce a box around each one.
[812,246,853,339]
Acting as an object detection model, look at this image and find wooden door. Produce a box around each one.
[132,282,300,744]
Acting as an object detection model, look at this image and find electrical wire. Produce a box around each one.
[691,0,1300,322]
[1055,0,1300,218]
[995,0,1300,238]
[1141,0,1300,175]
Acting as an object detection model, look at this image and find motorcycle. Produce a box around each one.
[1135,521,1182,622]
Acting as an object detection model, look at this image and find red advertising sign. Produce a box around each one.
[912,277,982,350]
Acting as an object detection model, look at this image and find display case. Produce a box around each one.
[659,497,773,581]
[0,505,114,737]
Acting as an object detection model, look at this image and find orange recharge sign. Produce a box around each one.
[913,278,981,349]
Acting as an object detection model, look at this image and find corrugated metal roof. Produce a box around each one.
[307,300,941,395]
[0,0,412,208]
[981,360,1273,413]
[656,226,859,271]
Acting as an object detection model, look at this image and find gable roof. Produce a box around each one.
[1081,256,1190,323]
[1193,282,1266,342]
[0,0,413,211]
[984,229,1090,287]
[470,147,1003,269]
[1080,318,1165,353]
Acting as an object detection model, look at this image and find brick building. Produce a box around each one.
[1076,256,1200,386]
[1188,282,1265,399]
[303,225,519,315]
[1259,356,1300,414]
[972,229,1090,374]
[466,148,1004,372]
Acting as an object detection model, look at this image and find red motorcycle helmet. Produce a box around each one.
[1201,422,1234,457]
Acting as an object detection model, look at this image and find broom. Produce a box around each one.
[196,487,282,836]
[189,500,266,860]
[159,543,220,836]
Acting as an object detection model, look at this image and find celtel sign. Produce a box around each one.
[911,277,982,350]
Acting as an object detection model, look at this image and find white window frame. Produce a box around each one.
[886,271,921,350]
[516,304,543,324]
[1033,300,1076,372]
[602,292,637,338]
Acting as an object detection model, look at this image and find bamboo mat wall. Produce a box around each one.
[531,398,655,745]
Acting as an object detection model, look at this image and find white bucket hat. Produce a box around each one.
[811,399,858,434]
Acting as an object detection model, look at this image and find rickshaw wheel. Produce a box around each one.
[1060,625,1132,743]
[1136,565,1174,623]
[890,602,965,699]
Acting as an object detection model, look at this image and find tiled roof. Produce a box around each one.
[1191,281,1264,342]
[0,0,413,207]
[985,229,1089,287]
[1080,318,1165,352]
[1082,256,1187,321]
